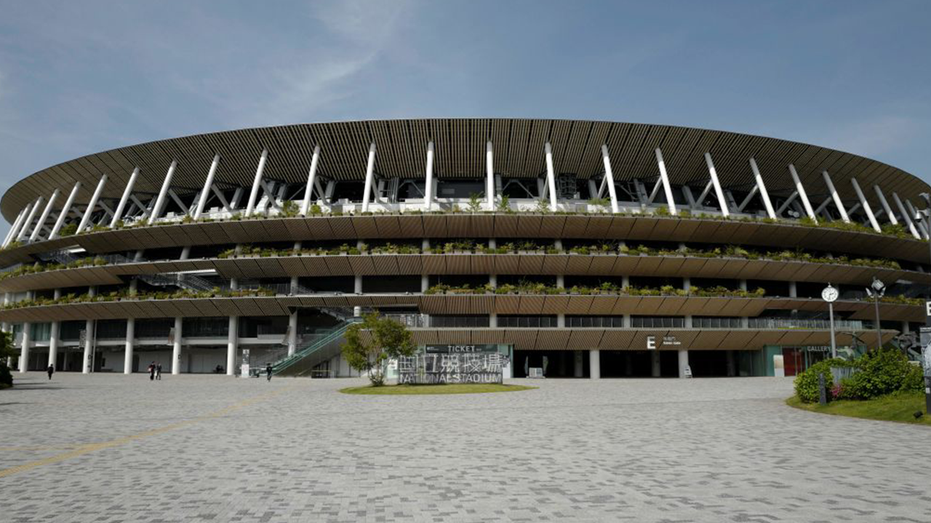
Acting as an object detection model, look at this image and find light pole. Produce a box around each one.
[822,284,838,359]
[918,193,931,412]
[865,277,886,350]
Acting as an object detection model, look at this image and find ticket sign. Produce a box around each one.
[424,344,499,354]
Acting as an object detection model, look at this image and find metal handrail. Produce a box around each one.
[272,318,362,374]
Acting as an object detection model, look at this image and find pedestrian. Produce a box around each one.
[155,363,162,380]
[47,364,54,380]
[266,363,273,382]
[148,361,155,381]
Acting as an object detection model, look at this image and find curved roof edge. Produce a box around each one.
[3,118,927,221]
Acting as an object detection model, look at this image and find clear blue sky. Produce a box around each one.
[0,0,929,235]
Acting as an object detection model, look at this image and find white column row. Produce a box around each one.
[6,143,929,242]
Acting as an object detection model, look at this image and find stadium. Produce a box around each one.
[0,118,928,379]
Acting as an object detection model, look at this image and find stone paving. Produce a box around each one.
[1,372,929,522]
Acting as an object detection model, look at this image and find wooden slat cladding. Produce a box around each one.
[5,119,926,221]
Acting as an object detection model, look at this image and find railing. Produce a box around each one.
[272,318,362,376]
[747,318,866,330]
[39,249,217,293]
[385,313,429,328]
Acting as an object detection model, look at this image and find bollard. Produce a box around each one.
[818,372,827,406]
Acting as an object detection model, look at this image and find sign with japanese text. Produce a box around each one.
[398,352,509,384]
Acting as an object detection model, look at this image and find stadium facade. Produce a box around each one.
[1,118,929,379]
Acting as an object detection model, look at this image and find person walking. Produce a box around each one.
[266,363,273,382]
[155,363,162,380]
[47,364,54,380]
[148,361,155,381]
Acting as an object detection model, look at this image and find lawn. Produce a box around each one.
[340,383,536,395]
[786,392,931,426]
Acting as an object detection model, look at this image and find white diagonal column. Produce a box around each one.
[361,143,378,213]
[788,165,817,221]
[486,141,495,210]
[193,155,220,220]
[873,186,898,225]
[748,158,776,219]
[544,142,557,210]
[29,190,60,241]
[82,287,96,373]
[2,207,27,247]
[300,146,321,216]
[906,199,929,239]
[422,142,433,212]
[822,171,850,223]
[850,178,880,232]
[601,145,620,214]
[149,161,178,224]
[892,192,920,238]
[245,149,269,216]
[110,168,140,227]
[76,175,108,233]
[49,182,82,239]
[654,148,678,215]
[703,153,729,217]
[16,198,43,241]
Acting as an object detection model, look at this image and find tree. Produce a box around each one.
[341,312,416,386]
[0,331,16,389]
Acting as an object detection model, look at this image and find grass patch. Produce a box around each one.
[786,392,931,426]
[340,383,536,395]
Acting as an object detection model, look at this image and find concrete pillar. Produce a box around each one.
[48,321,60,368]
[727,350,736,377]
[353,275,363,317]
[574,351,584,378]
[227,316,238,376]
[589,349,601,379]
[683,277,692,328]
[288,310,298,357]
[180,246,191,260]
[651,351,661,377]
[82,318,94,374]
[124,319,135,374]
[678,350,689,378]
[19,322,31,373]
[489,312,497,328]
[171,317,182,374]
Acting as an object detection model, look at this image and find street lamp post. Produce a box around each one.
[865,277,886,351]
[918,193,931,413]
[822,284,839,359]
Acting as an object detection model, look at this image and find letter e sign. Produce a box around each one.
[647,335,656,350]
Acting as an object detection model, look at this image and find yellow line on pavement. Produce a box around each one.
[0,383,301,479]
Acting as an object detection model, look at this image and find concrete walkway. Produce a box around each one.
[0,373,927,522]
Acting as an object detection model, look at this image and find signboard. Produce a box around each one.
[398,351,509,384]
[240,349,251,379]
[646,335,681,350]
[424,344,498,354]
[922,328,931,377]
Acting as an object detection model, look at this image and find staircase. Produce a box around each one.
[272,318,362,377]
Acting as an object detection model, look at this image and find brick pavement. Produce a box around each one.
[0,373,928,522]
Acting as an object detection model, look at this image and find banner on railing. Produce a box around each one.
[398,352,509,384]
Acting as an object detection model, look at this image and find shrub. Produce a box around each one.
[59,223,78,237]
[794,358,850,403]
[842,348,922,400]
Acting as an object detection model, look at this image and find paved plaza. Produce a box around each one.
[1,373,929,522]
